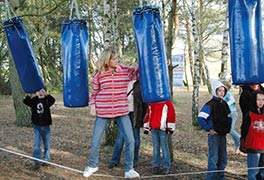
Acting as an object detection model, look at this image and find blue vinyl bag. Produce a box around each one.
[3,16,45,93]
[61,19,89,107]
[133,6,171,103]
[229,0,264,84]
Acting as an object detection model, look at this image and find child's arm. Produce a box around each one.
[197,105,213,132]
[23,94,34,107]
[166,102,176,133]
[143,107,150,134]
[46,94,55,107]
[89,72,100,105]
[226,92,235,106]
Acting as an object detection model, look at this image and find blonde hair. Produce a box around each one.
[96,48,118,72]
[221,80,231,90]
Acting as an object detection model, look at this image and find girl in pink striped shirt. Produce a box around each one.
[83,48,140,179]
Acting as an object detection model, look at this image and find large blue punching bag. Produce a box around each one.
[229,0,264,84]
[3,16,45,93]
[133,6,171,103]
[61,19,89,107]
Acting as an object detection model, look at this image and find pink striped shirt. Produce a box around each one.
[89,64,137,118]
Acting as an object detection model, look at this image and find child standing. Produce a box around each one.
[222,81,240,154]
[197,81,232,180]
[241,91,264,180]
[23,88,55,170]
[143,100,176,175]
[109,79,147,169]
[239,84,264,119]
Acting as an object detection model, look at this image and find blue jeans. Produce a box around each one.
[111,112,140,166]
[229,111,240,149]
[151,129,171,169]
[33,125,51,164]
[206,134,227,180]
[247,153,264,180]
[87,115,135,172]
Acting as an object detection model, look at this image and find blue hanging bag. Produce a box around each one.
[3,16,45,93]
[229,0,264,84]
[61,0,89,107]
[133,6,171,103]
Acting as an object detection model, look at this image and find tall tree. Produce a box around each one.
[164,0,178,162]
[165,0,178,98]
[103,0,112,48]
[220,3,229,81]
[183,0,194,88]
[103,0,118,145]
[191,0,200,126]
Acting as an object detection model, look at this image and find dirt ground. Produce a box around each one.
[0,88,248,180]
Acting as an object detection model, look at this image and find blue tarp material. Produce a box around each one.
[3,16,45,93]
[61,19,89,107]
[133,6,171,103]
[229,0,264,85]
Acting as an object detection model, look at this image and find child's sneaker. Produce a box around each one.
[161,168,170,175]
[83,166,98,177]
[124,169,140,178]
[108,162,118,169]
[152,167,160,175]
[34,163,40,170]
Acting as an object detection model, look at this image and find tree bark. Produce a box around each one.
[9,56,31,127]
[104,0,118,146]
[103,0,112,49]
[191,0,200,126]
[184,0,194,86]
[220,7,229,81]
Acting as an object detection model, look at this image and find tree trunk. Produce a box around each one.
[165,0,178,162]
[166,0,178,99]
[203,62,212,94]
[220,7,229,81]
[183,50,189,90]
[104,0,118,146]
[191,0,200,126]
[184,0,194,87]
[103,0,112,49]
[9,57,31,127]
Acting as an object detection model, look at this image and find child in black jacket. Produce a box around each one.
[23,88,55,170]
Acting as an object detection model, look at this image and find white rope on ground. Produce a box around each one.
[1,147,264,179]
[0,147,123,179]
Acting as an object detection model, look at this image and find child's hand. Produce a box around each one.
[90,104,96,117]
[166,128,173,134]
[143,128,150,134]
[36,89,46,99]
[239,138,247,153]
[208,129,217,135]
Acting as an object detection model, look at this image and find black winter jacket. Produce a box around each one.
[23,95,55,126]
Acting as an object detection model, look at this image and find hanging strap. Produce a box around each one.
[4,0,17,20]
[139,0,143,7]
[127,86,136,97]
[5,0,12,19]
[69,0,80,19]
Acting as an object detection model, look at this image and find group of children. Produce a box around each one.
[23,48,264,180]
[198,82,264,180]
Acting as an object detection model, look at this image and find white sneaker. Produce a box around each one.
[83,166,98,177]
[125,169,140,178]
